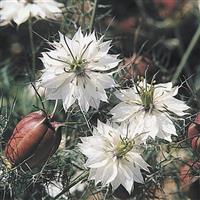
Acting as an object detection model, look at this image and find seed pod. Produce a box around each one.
[5,110,61,168]
[122,55,153,80]
[188,113,200,139]
[188,113,200,153]
[191,137,200,153]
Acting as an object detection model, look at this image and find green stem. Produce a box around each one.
[172,25,200,83]
[51,100,58,117]
[54,171,89,199]
[89,0,98,32]
[81,0,85,28]
[28,17,36,80]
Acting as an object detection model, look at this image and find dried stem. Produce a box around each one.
[172,25,200,83]
[31,83,45,110]
[89,0,98,32]
[28,17,36,80]
[54,171,89,199]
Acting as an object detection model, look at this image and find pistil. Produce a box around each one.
[115,137,135,159]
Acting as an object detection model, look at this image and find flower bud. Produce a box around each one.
[5,111,61,168]
[188,113,200,153]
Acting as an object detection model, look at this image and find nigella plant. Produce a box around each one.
[110,79,190,141]
[39,28,120,112]
[0,0,64,26]
[0,0,197,198]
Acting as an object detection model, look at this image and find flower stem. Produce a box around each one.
[51,100,58,117]
[89,0,98,32]
[172,25,200,83]
[81,108,93,134]
[31,83,45,110]
[54,171,89,199]
[28,17,36,80]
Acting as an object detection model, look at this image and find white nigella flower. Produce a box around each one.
[110,80,190,141]
[39,28,120,112]
[0,0,64,26]
[78,121,149,194]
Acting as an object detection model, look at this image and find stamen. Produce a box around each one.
[135,79,155,111]
[46,53,67,64]
[63,34,76,61]
[80,40,93,59]
[115,137,134,159]
[64,67,71,73]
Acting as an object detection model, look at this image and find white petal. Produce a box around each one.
[40,73,70,89]
[13,7,30,25]
[90,73,116,89]
[130,153,150,172]
[161,98,189,116]
[132,166,144,183]
[114,88,140,102]
[86,157,109,168]
[42,3,62,14]
[101,160,118,185]
[122,178,134,194]
[28,4,46,18]
[63,83,77,111]
[157,114,177,141]
[143,113,160,139]
[110,103,141,122]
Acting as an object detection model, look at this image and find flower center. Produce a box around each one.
[115,137,135,159]
[70,59,87,76]
[137,81,154,111]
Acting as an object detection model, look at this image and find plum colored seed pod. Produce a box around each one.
[188,113,200,139]
[191,137,200,153]
[5,110,62,168]
[188,113,200,153]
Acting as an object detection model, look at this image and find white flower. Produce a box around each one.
[39,28,120,112]
[78,121,149,194]
[0,0,64,26]
[110,80,190,141]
